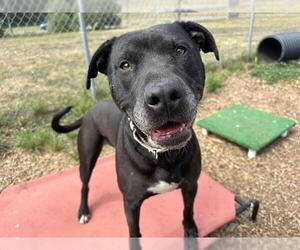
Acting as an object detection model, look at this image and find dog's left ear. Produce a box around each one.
[86,37,116,89]
[176,21,220,61]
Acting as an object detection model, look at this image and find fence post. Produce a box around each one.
[78,0,97,101]
[177,0,182,21]
[247,0,256,58]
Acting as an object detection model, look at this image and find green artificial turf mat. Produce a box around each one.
[197,104,296,152]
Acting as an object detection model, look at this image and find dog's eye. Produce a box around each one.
[175,46,187,56]
[120,61,133,71]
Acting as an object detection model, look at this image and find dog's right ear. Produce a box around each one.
[86,37,116,89]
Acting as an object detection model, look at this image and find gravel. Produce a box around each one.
[196,75,300,236]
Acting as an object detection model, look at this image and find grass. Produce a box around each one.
[48,136,65,152]
[29,98,49,115]
[205,71,225,93]
[205,56,300,93]
[17,128,51,151]
[0,28,111,156]
[17,127,65,152]
[0,112,10,152]
[12,83,110,155]
[0,112,10,127]
[250,60,300,84]
[205,53,250,93]
[14,92,90,154]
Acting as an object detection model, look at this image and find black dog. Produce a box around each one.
[52,21,219,237]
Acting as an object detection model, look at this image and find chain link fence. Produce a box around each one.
[0,0,121,37]
[1,0,300,98]
[1,0,300,47]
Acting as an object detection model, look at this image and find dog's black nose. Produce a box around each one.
[144,82,184,112]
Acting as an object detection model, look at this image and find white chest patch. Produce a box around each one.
[147,181,179,194]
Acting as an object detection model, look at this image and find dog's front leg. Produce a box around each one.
[123,197,143,237]
[181,184,199,237]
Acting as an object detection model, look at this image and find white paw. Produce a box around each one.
[79,214,90,224]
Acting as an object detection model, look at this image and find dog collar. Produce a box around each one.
[127,117,170,159]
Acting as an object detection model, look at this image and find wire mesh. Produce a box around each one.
[0,0,299,97]
[1,0,299,53]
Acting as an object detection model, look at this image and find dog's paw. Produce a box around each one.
[78,214,90,224]
[184,226,198,238]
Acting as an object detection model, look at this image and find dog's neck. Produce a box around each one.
[127,117,170,159]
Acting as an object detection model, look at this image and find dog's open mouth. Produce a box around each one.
[128,117,193,150]
[151,122,188,139]
[149,122,192,147]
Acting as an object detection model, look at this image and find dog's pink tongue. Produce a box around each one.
[151,123,183,138]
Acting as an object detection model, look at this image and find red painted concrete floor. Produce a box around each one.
[0,155,235,237]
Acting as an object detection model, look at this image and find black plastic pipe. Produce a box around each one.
[257,32,300,62]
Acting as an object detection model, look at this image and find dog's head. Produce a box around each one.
[86,21,219,150]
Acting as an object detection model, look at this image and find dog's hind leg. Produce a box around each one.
[77,122,103,224]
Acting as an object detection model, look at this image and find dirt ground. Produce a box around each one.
[197,75,300,237]
[0,74,299,236]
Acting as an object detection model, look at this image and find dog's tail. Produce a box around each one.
[51,106,82,133]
